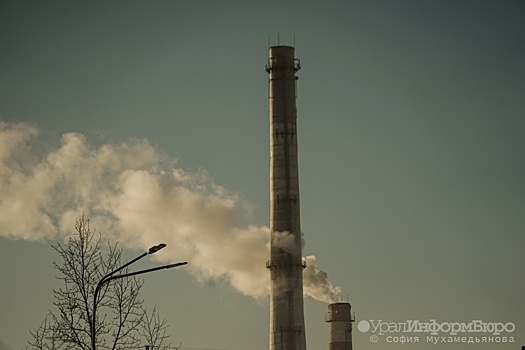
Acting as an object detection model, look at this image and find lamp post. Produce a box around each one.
[91,243,187,350]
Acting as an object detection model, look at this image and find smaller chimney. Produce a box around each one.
[326,302,354,350]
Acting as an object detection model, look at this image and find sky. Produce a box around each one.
[1,1,524,349]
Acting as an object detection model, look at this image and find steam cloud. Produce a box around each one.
[0,121,341,303]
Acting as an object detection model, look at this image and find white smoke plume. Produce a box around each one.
[271,231,300,253]
[0,120,340,302]
[303,256,341,303]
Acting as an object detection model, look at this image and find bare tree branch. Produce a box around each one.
[139,306,174,350]
[27,215,177,350]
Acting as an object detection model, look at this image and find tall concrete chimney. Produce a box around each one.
[326,302,354,350]
[265,45,306,350]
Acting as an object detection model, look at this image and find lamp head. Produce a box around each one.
[148,243,167,254]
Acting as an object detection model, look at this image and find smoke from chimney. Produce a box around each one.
[0,121,340,303]
[304,256,341,303]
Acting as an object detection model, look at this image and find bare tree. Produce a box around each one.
[28,215,175,350]
[140,306,181,350]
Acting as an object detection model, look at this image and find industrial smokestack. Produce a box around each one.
[265,45,306,350]
[326,302,354,350]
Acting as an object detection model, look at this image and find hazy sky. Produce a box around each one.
[1,1,524,350]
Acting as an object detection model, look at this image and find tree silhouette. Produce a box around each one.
[27,216,177,350]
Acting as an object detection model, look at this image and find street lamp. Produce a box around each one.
[91,243,187,350]
[148,243,166,254]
